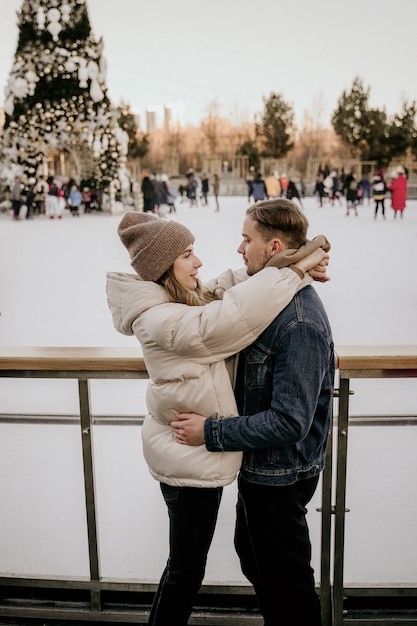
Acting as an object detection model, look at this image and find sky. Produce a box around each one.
[0,0,416,130]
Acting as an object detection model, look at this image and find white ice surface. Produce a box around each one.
[1,195,416,585]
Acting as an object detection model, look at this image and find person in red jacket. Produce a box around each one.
[388,166,407,219]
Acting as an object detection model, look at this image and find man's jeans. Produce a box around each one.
[148,483,223,626]
[235,474,322,626]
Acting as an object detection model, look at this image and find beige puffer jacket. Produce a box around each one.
[106,266,311,488]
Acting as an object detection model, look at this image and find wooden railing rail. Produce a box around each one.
[1,344,416,372]
[0,346,147,373]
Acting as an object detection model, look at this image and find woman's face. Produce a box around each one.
[173,245,202,290]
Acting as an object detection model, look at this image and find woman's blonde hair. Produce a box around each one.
[157,265,220,306]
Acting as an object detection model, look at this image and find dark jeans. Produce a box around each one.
[235,474,322,626]
[11,199,21,218]
[375,199,385,216]
[148,483,223,626]
[143,198,155,212]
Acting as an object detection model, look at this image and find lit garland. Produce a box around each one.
[1,0,128,189]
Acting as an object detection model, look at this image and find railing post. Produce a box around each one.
[78,378,101,612]
[320,415,334,626]
[333,377,350,626]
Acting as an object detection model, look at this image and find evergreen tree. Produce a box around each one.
[385,101,417,161]
[363,108,390,166]
[331,77,372,158]
[1,0,128,189]
[118,102,150,160]
[332,77,416,166]
[260,93,294,158]
[331,76,392,163]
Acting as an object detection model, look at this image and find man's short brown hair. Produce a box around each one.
[246,199,308,248]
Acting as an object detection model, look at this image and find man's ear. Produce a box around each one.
[269,238,284,257]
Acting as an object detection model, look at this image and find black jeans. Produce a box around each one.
[235,474,322,626]
[374,199,385,216]
[148,483,223,626]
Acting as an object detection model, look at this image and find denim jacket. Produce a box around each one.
[204,285,335,486]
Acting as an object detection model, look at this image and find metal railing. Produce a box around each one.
[329,346,417,626]
[0,345,416,625]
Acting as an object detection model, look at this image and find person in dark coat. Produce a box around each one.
[25,184,35,219]
[251,173,267,202]
[10,176,22,220]
[372,175,387,220]
[314,176,325,207]
[200,173,209,205]
[157,174,170,216]
[286,179,304,209]
[141,173,156,213]
[185,173,198,207]
[343,171,358,216]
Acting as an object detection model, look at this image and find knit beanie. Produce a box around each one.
[118,212,195,281]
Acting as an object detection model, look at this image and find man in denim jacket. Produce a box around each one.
[173,199,334,626]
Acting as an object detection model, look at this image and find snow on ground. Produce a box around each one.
[1,193,417,348]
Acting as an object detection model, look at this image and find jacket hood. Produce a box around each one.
[106,271,170,336]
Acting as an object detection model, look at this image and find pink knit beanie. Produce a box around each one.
[118,212,195,281]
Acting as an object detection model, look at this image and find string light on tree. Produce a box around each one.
[0,0,128,191]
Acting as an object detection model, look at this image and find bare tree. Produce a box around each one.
[201,100,222,156]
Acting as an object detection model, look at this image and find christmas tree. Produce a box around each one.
[1,0,128,190]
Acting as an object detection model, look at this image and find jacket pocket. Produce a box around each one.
[244,344,270,390]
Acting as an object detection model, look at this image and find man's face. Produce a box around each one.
[237,215,273,275]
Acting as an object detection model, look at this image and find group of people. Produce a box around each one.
[370,167,408,219]
[314,166,408,218]
[142,170,221,215]
[141,172,176,215]
[246,169,305,209]
[106,197,334,625]
[8,174,99,220]
[178,169,220,211]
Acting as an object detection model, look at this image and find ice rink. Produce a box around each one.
[1,193,416,586]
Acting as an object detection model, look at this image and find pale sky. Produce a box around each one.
[0,0,416,129]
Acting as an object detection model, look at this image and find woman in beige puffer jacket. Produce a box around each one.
[106,265,310,488]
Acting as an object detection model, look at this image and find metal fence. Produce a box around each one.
[0,345,416,625]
